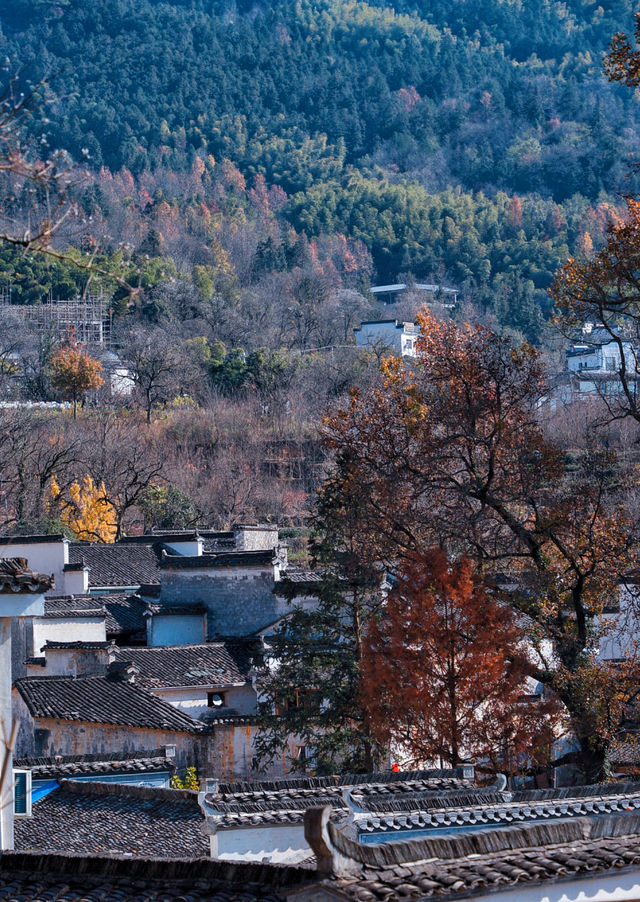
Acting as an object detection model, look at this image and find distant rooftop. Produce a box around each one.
[354,318,419,331]
[68,543,162,588]
[371,282,458,296]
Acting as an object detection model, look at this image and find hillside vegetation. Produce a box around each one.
[0,0,638,340]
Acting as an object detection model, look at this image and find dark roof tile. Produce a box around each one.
[15,781,209,859]
[315,812,640,900]
[112,643,253,689]
[43,596,105,618]
[15,750,174,779]
[0,851,309,900]
[68,544,162,587]
[0,557,53,594]
[103,593,147,636]
[159,550,277,569]
[14,674,204,732]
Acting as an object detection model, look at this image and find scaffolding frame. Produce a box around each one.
[0,292,111,347]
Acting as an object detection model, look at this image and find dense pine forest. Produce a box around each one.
[0,0,638,343]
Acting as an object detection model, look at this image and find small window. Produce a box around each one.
[605,356,616,372]
[13,769,31,817]
[295,745,306,761]
[208,692,224,708]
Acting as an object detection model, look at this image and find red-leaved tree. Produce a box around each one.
[361,548,559,775]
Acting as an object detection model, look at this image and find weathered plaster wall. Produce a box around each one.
[39,646,109,677]
[32,617,106,655]
[158,685,256,719]
[0,539,67,596]
[206,723,297,781]
[234,526,279,551]
[212,823,309,863]
[12,704,201,772]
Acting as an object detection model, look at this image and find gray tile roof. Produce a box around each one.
[353,785,640,836]
[15,781,209,858]
[15,673,205,732]
[43,596,105,618]
[159,549,277,569]
[145,601,207,615]
[0,851,309,901]
[309,810,640,900]
[68,544,162,587]
[103,593,147,637]
[14,749,175,780]
[111,643,253,689]
[282,570,323,584]
[206,772,471,829]
[214,770,466,798]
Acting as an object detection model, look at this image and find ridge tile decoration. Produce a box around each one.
[0,558,53,594]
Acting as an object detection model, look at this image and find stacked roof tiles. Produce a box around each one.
[206,771,469,830]
[111,642,254,689]
[68,543,163,587]
[312,811,640,900]
[15,673,204,732]
[14,749,175,780]
[15,781,209,859]
[0,557,53,594]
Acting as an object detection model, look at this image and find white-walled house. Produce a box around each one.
[566,329,636,376]
[353,320,419,357]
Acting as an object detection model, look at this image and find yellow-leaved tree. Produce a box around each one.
[50,475,117,543]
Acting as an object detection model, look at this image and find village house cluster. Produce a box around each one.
[0,523,640,900]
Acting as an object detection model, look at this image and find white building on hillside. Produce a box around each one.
[354,320,419,357]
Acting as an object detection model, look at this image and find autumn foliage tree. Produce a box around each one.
[48,337,103,419]
[361,549,559,775]
[325,309,639,781]
[50,474,117,543]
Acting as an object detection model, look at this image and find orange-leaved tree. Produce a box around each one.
[324,308,639,781]
[361,549,559,775]
[48,337,103,419]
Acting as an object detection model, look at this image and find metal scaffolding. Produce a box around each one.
[0,292,111,347]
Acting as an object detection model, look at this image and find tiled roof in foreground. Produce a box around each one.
[15,673,204,732]
[305,807,640,900]
[15,781,209,859]
[10,801,640,900]
[0,852,307,901]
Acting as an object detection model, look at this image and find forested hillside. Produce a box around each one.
[0,0,638,339]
